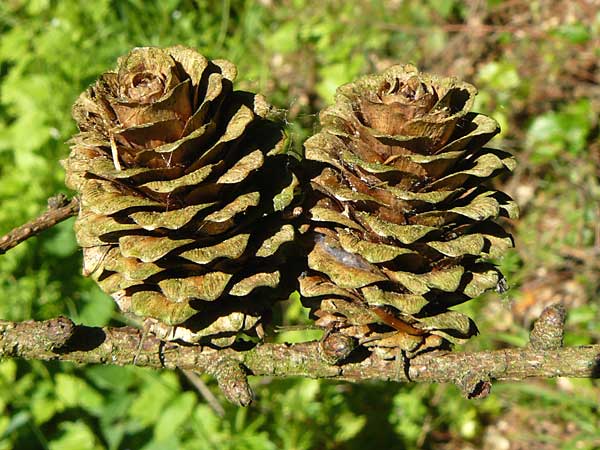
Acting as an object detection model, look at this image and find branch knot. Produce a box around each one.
[528,303,566,350]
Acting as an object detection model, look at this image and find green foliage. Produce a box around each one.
[0,1,598,449]
[526,99,594,163]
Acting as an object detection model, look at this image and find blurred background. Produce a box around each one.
[0,1,598,448]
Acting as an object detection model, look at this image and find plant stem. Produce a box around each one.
[0,195,79,255]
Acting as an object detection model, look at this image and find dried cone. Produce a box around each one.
[300,65,518,359]
[64,47,299,346]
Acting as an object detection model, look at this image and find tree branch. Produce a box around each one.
[0,304,598,405]
[0,195,79,255]
[1,203,597,404]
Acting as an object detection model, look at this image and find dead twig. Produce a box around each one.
[0,195,79,255]
[181,370,226,417]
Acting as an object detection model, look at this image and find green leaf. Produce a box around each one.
[334,411,366,442]
[526,99,593,163]
[30,381,61,425]
[0,411,30,440]
[317,63,356,103]
[477,61,520,91]
[153,392,196,442]
[390,389,429,444]
[85,366,136,391]
[129,372,179,427]
[554,23,591,44]
[49,421,103,450]
[0,361,17,384]
[76,285,115,327]
[42,219,78,258]
[263,22,299,53]
[142,436,181,450]
[427,0,457,19]
[55,373,104,416]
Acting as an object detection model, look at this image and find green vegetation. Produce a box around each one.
[0,1,598,448]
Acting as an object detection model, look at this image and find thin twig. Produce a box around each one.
[340,20,552,40]
[181,370,226,417]
[0,195,79,255]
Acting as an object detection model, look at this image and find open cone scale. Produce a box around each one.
[64,47,298,347]
[300,64,518,358]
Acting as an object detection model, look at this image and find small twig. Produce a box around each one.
[0,195,79,255]
[340,20,552,40]
[181,370,226,417]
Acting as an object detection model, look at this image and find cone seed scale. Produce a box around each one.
[64,48,517,355]
[300,64,518,359]
[64,47,299,346]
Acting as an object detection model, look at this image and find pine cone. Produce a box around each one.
[64,47,299,346]
[300,65,518,359]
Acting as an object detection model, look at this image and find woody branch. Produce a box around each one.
[0,304,598,406]
[0,196,598,406]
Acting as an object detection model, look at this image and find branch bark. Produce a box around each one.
[0,304,598,405]
[1,200,598,405]
[0,195,78,254]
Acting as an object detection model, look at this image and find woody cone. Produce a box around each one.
[64,47,299,347]
[300,65,518,359]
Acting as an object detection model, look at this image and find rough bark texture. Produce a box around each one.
[0,195,78,255]
[0,200,598,406]
[0,304,598,405]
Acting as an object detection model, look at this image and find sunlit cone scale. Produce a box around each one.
[300,65,518,358]
[64,47,299,346]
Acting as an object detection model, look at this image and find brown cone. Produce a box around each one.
[300,65,518,358]
[64,47,299,347]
